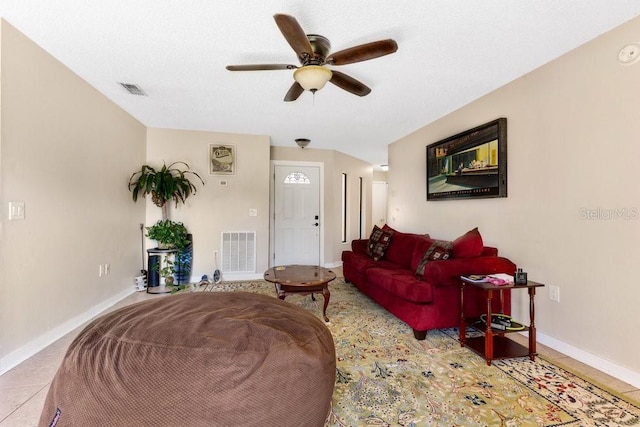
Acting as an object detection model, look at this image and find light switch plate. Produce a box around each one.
[8,201,25,220]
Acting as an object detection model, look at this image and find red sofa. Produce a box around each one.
[341,226,517,340]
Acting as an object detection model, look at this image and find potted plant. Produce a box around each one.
[146,219,193,288]
[158,257,175,286]
[145,220,189,249]
[128,161,204,221]
[155,254,189,293]
[129,161,204,288]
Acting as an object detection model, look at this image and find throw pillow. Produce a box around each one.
[383,224,430,240]
[366,225,393,261]
[415,240,453,277]
[452,227,484,258]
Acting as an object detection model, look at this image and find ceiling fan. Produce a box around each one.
[226,13,398,102]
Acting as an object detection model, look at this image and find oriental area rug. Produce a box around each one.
[197,280,640,426]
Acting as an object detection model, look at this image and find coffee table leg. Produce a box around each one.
[321,286,330,322]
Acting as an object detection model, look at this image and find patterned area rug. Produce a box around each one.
[197,280,640,426]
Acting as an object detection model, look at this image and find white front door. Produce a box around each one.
[273,165,321,266]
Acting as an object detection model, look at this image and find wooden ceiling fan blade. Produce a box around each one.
[329,70,371,97]
[284,82,304,102]
[274,14,314,61]
[226,64,297,71]
[327,39,398,65]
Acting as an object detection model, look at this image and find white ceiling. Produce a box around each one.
[1,1,639,168]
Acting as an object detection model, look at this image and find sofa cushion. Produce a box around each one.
[452,227,484,258]
[421,256,517,288]
[366,268,434,303]
[415,240,453,277]
[410,237,437,271]
[382,225,431,268]
[367,225,393,261]
[481,246,498,257]
[351,239,369,255]
[343,251,405,273]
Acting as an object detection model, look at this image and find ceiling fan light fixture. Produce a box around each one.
[294,65,332,91]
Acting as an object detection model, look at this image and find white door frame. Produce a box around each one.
[270,160,325,267]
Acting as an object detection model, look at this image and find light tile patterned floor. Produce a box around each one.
[2,272,638,426]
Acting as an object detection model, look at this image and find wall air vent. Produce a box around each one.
[118,82,147,96]
[221,231,256,273]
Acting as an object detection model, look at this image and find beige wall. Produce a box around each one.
[271,147,373,265]
[146,128,271,279]
[0,21,146,368]
[389,16,640,380]
[0,19,370,371]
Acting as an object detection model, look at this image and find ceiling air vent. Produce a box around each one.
[118,82,147,96]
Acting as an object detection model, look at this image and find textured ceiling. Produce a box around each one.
[1,1,639,168]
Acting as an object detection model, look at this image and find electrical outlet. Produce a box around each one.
[104,264,110,275]
[549,285,560,302]
[98,265,103,277]
[8,201,25,220]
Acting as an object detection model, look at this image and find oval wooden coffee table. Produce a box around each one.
[263,265,337,322]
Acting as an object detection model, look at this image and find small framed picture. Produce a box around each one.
[209,144,235,175]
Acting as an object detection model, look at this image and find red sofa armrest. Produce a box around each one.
[421,256,516,287]
[351,239,369,255]
[481,246,498,256]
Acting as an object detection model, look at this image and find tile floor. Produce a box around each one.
[0,289,155,427]
[2,282,639,426]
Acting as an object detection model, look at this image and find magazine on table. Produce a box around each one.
[487,273,514,284]
[463,273,514,285]
[463,275,489,283]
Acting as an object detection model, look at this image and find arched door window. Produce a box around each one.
[283,171,311,184]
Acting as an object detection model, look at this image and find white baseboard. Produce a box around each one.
[0,287,134,376]
[189,273,262,283]
[526,331,640,389]
[324,261,343,269]
[210,272,263,281]
[197,264,342,283]
[195,261,342,283]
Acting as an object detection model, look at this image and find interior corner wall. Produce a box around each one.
[0,20,146,369]
[388,16,640,378]
[270,146,373,266]
[145,128,270,279]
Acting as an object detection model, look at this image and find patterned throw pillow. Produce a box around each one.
[415,240,453,277]
[366,225,393,261]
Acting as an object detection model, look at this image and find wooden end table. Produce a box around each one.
[459,276,545,365]
[263,265,336,322]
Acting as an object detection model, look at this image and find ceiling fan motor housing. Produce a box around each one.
[306,34,331,64]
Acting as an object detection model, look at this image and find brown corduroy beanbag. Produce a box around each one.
[39,292,336,427]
